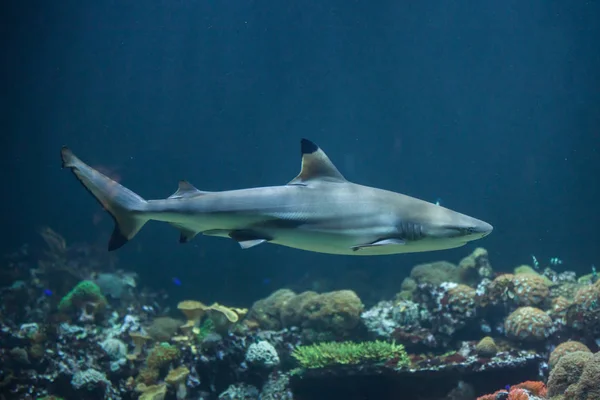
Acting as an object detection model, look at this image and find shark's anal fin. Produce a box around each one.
[352,238,406,251]
[170,223,200,243]
[288,139,347,185]
[168,180,208,199]
[228,230,272,249]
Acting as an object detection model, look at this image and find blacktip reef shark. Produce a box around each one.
[60,139,492,255]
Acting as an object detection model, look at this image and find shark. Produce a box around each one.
[60,139,492,255]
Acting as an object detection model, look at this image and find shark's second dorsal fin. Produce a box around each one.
[288,139,347,185]
[168,180,207,199]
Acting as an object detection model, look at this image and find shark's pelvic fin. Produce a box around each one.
[168,180,207,199]
[288,139,347,185]
[201,229,271,249]
[169,223,200,243]
[229,230,272,249]
[351,238,406,251]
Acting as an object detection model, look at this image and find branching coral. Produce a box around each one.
[291,340,409,369]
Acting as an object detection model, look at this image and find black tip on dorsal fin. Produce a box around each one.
[301,138,319,155]
[288,138,347,185]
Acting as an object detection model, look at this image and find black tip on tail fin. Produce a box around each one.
[108,226,129,251]
[300,138,319,155]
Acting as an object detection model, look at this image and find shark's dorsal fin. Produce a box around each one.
[288,139,347,185]
[168,180,207,199]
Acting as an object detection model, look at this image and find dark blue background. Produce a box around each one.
[3,0,599,305]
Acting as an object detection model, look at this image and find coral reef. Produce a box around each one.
[3,236,600,400]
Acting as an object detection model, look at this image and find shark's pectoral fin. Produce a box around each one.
[168,180,209,199]
[170,223,200,243]
[352,238,406,251]
[288,139,347,185]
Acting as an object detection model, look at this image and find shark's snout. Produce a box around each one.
[474,220,493,238]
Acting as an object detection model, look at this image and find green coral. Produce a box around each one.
[57,280,107,314]
[196,318,215,343]
[291,340,409,369]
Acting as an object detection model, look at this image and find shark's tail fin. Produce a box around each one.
[60,146,149,251]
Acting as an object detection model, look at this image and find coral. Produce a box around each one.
[146,342,180,371]
[504,306,553,342]
[477,390,507,400]
[550,282,583,300]
[298,290,364,337]
[218,383,260,400]
[458,247,493,285]
[146,317,184,341]
[57,280,108,321]
[71,368,109,390]
[206,303,246,334]
[567,350,600,399]
[547,351,593,396]
[483,273,515,306]
[475,336,498,357]
[507,388,530,400]
[137,383,167,400]
[177,300,208,327]
[291,340,409,369]
[511,381,547,396]
[410,261,460,286]
[512,274,550,307]
[259,372,292,400]
[401,277,417,292]
[361,300,426,338]
[567,284,600,334]
[247,289,296,330]
[128,331,151,360]
[446,284,477,315]
[165,366,190,400]
[548,341,591,370]
[280,291,318,327]
[245,341,280,368]
[548,296,571,321]
[136,367,160,385]
[477,381,547,400]
[100,337,127,360]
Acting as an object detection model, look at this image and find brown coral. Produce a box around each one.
[568,350,600,399]
[446,284,477,316]
[299,290,364,336]
[410,261,460,286]
[549,341,591,370]
[475,336,498,357]
[567,285,600,333]
[246,289,296,330]
[504,306,552,342]
[483,274,515,306]
[548,296,572,321]
[547,351,594,396]
[280,291,318,327]
[458,247,492,285]
[512,274,549,306]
